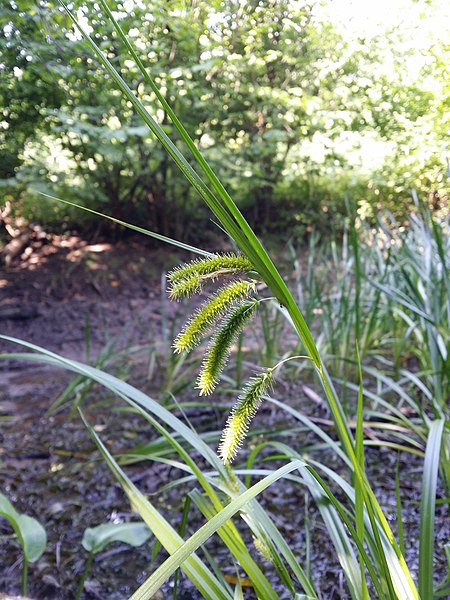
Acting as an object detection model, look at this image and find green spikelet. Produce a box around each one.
[169,273,202,300]
[173,280,256,353]
[253,537,273,563]
[168,253,253,299]
[219,369,273,464]
[196,300,258,395]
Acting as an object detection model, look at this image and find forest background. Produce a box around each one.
[1,0,449,242]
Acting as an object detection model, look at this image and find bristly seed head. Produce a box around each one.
[196,300,258,395]
[173,280,256,353]
[167,253,254,300]
[169,273,202,300]
[253,537,273,563]
[167,254,263,436]
[218,369,273,464]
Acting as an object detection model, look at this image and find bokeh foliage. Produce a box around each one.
[1,0,448,238]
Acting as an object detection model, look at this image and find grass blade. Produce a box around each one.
[129,460,304,600]
[355,345,369,599]
[38,192,214,257]
[79,410,232,600]
[419,418,445,600]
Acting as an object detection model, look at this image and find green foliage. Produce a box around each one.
[45,6,445,594]
[0,493,47,562]
[76,521,153,599]
[0,3,448,599]
[1,0,448,235]
[419,420,446,600]
[0,1,67,178]
[81,521,152,554]
[0,492,47,595]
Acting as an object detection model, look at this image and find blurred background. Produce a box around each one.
[1,0,448,243]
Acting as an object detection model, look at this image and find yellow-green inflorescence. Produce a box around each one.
[219,369,274,464]
[173,279,256,354]
[168,252,269,464]
[253,536,273,563]
[168,253,253,300]
[196,300,258,395]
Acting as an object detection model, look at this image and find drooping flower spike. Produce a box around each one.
[167,252,266,460]
[173,279,256,353]
[168,253,253,300]
[196,300,258,395]
[219,369,274,464]
[218,354,312,463]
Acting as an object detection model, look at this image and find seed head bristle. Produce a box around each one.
[196,300,258,395]
[219,370,273,464]
[173,280,256,353]
[167,253,254,299]
[169,274,202,300]
[253,537,273,562]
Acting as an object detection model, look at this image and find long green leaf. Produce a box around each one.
[129,460,304,600]
[59,0,322,371]
[355,345,369,599]
[419,418,445,600]
[80,411,232,600]
[0,337,314,597]
[261,409,419,599]
[38,192,214,257]
[120,398,279,600]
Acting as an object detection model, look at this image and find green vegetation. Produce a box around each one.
[1,1,449,599]
[0,493,47,596]
[1,0,448,238]
[76,522,152,600]
[0,497,151,600]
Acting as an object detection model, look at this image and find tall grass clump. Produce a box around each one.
[370,199,449,412]
[1,2,448,599]
[287,204,449,490]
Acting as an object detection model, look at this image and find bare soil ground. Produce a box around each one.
[0,231,187,358]
[0,232,448,599]
[0,232,202,599]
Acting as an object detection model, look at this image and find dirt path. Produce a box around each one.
[0,233,203,599]
[0,233,185,357]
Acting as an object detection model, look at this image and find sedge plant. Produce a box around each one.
[286,207,449,481]
[1,1,448,598]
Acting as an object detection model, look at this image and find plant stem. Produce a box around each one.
[21,557,28,597]
[272,354,311,371]
[236,332,243,389]
[75,552,94,600]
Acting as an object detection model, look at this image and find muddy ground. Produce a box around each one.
[0,231,448,599]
